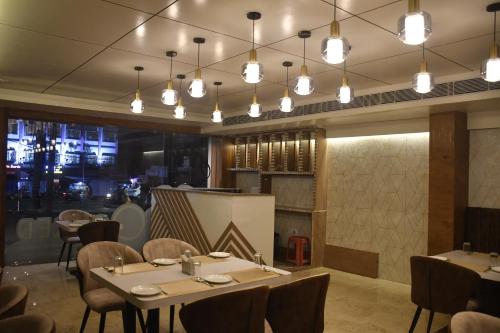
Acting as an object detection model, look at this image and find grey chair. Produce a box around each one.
[57,210,93,271]
[77,241,145,333]
[0,284,29,320]
[0,313,56,333]
[451,311,500,333]
[142,238,200,333]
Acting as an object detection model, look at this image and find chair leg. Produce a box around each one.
[409,306,422,333]
[426,311,434,333]
[99,313,107,333]
[66,243,73,271]
[79,306,90,333]
[169,304,175,333]
[137,308,146,333]
[58,242,66,267]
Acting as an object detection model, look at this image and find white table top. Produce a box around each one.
[54,220,91,232]
[438,250,500,282]
[90,257,291,309]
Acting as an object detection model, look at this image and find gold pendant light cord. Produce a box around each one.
[136,70,140,91]
[334,0,337,21]
[495,11,497,44]
[197,43,200,69]
[169,56,173,80]
[252,19,255,49]
[303,38,306,66]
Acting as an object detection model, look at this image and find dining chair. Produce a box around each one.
[142,237,200,332]
[57,209,93,271]
[179,285,270,333]
[409,256,481,333]
[450,311,500,333]
[265,273,330,333]
[0,284,29,320]
[77,221,120,246]
[0,313,56,333]
[76,241,146,333]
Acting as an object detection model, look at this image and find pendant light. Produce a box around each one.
[247,84,262,118]
[241,12,264,84]
[174,74,186,119]
[481,3,500,82]
[161,51,178,105]
[130,66,144,114]
[321,0,350,64]
[337,61,354,104]
[413,45,434,93]
[294,30,314,96]
[279,61,294,112]
[212,81,223,123]
[188,37,207,98]
[397,0,432,45]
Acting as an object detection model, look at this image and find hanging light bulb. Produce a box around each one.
[481,3,500,82]
[248,85,262,118]
[173,74,186,119]
[130,66,144,114]
[188,37,207,98]
[161,51,179,105]
[413,45,434,93]
[211,81,223,123]
[397,0,432,45]
[321,0,350,64]
[279,61,294,112]
[294,30,314,96]
[337,62,354,104]
[241,12,264,84]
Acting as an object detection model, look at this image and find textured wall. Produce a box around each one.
[326,133,429,283]
[469,128,500,209]
[235,172,259,193]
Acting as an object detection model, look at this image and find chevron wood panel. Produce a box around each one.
[213,222,258,262]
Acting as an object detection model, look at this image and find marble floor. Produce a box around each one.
[2,263,449,333]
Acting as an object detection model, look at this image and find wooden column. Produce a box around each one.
[209,136,235,188]
[0,109,6,268]
[428,111,469,255]
[312,129,327,266]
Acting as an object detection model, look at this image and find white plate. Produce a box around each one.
[130,284,161,297]
[203,274,233,284]
[208,252,231,258]
[429,256,449,261]
[491,266,500,273]
[152,258,177,266]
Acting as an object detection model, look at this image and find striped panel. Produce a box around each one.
[150,205,170,239]
[213,222,258,262]
[152,190,212,254]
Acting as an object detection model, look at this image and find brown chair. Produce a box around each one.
[0,313,56,333]
[180,285,269,333]
[0,284,29,320]
[77,221,120,246]
[77,241,146,333]
[409,256,482,333]
[265,273,330,333]
[57,210,93,271]
[142,237,201,333]
[451,311,500,333]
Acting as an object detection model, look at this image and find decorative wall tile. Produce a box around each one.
[235,172,260,193]
[469,129,500,209]
[271,176,314,209]
[326,133,429,284]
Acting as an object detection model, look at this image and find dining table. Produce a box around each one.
[90,255,291,333]
[54,219,91,233]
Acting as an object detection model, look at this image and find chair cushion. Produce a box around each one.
[83,288,125,313]
[0,313,55,333]
[451,311,500,333]
[65,236,81,243]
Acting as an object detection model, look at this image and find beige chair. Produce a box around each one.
[0,284,29,320]
[0,313,55,333]
[57,210,93,271]
[451,311,500,333]
[142,238,200,333]
[77,241,145,333]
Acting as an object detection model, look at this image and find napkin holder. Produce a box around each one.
[181,254,195,276]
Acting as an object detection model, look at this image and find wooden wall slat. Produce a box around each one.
[323,245,378,278]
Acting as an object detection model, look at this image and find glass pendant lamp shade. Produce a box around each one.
[321,3,350,65]
[130,90,144,114]
[279,61,294,112]
[188,69,207,98]
[481,45,500,82]
[337,76,354,104]
[241,49,263,84]
[413,61,434,93]
[248,90,262,118]
[294,65,314,96]
[161,80,178,105]
[211,81,223,123]
[397,0,431,45]
[173,99,186,119]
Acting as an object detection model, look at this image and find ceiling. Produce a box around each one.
[0,0,497,121]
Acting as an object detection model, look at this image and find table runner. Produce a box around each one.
[115,262,161,274]
[157,278,212,296]
[225,268,280,283]
[449,259,490,273]
[192,255,228,264]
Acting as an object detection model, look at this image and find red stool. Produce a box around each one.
[286,236,310,266]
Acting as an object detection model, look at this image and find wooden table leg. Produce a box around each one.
[147,308,159,333]
[124,302,136,333]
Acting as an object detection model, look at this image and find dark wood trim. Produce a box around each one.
[323,245,379,278]
[0,109,6,268]
[312,129,327,267]
[220,137,236,188]
[5,107,200,134]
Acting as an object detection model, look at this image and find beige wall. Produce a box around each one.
[326,133,429,283]
[469,128,500,209]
